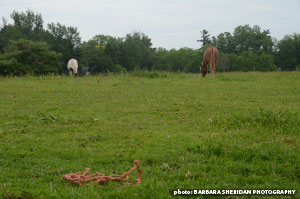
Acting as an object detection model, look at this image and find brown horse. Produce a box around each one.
[200,47,218,77]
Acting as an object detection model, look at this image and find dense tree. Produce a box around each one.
[233,25,273,55]
[217,52,230,72]
[208,25,277,72]
[211,25,274,55]
[0,10,45,52]
[226,51,276,72]
[257,53,276,71]
[92,35,123,65]
[153,48,171,71]
[212,32,236,54]
[275,34,300,70]
[0,39,62,75]
[80,40,113,73]
[239,51,257,71]
[46,22,81,70]
[120,32,155,71]
[80,35,128,73]
[10,10,44,41]
[153,47,201,73]
[0,10,82,74]
[0,24,25,52]
[183,48,202,73]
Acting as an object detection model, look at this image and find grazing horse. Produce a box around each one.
[200,47,218,77]
[67,58,78,77]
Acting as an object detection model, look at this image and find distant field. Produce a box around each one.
[0,72,300,199]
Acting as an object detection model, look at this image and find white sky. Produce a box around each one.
[1,0,299,49]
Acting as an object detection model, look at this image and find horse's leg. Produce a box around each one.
[211,62,216,77]
[210,63,214,78]
[69,68,74,77]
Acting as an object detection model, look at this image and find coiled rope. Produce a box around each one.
[63,160,141,186]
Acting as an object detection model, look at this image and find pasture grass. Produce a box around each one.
[0,71,300,198]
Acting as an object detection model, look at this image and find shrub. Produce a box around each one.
[110,64,127,73]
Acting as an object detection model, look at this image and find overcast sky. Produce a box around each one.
[1,0,299,49]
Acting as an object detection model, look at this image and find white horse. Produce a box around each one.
[67,58,78,77]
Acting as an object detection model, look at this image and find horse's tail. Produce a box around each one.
[210,47,214,68]
[210,47,216,77]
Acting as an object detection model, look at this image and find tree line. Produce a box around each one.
[0,10,299,76]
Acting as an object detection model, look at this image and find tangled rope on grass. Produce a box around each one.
[63,160,141,186]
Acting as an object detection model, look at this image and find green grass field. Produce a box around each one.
[1,72,300,199]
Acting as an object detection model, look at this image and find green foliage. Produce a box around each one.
[79,32,156,73]
[216,51,230,72]
[257,53,277,71]
[0,56,22,75]
[110,64,127,73]
[0,25,25,52]
[153,47,201,73]
[0,39,62,75]
[92,35,123,65]
[275,33,300,70]
[237,51,257,71]
[226,51,276,72]
[46,22,81,69]
[120,32,155,71]
[207,25,280,72]
[152,48,171,71]
[0,10,81,74]
[0,9,45,46]
[211,25,274,55]
[80,39,113,73]
[10,9,44,41]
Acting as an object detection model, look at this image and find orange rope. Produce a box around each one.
[63,160,142,186]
